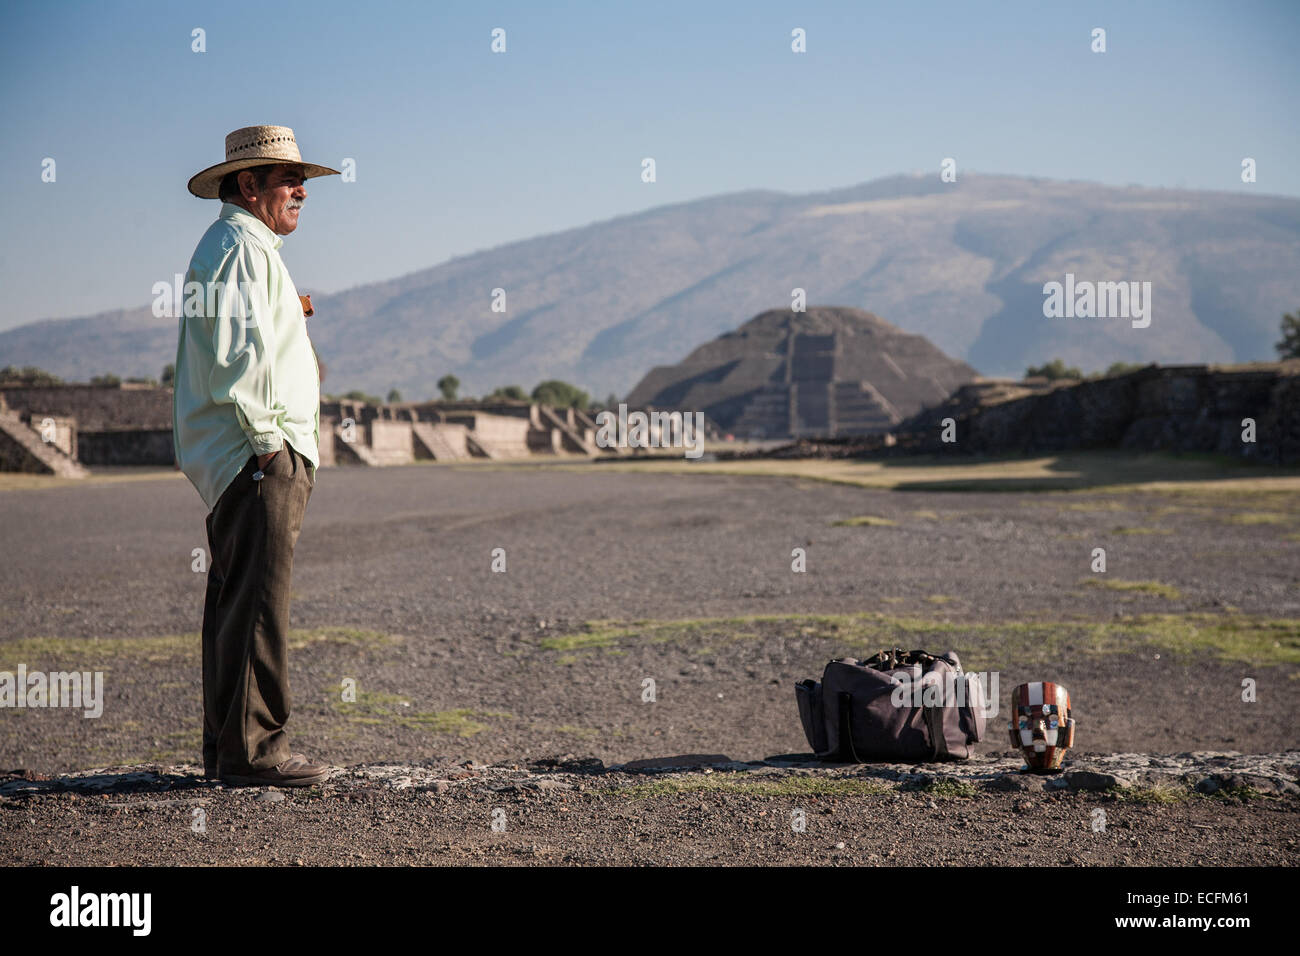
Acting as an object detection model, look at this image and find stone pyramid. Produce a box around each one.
[625,307,978,439]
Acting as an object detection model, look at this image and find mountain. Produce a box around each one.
[3,174,1298,399]
[626,306,978,438]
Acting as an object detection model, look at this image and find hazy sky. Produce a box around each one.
[1,0,1296,331]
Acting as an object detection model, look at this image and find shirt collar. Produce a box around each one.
[219,202,283,250]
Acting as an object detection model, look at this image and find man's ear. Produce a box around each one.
[237,169,259,201]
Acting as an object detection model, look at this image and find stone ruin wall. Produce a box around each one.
[0,384,175,467]
[10,364,1297,469]
[0,385,602,469]
[894,362,1300,464]
[0,384,172,431]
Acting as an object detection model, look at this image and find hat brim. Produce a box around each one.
[187,157,341,199]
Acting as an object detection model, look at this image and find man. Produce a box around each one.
[173,126,339,786]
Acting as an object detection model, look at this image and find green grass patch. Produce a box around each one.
[1082,578,1183,600]
[547,724,601,740]
[559,453,1300,495]
[397,709,507,735]
[1,627,400,668]
[913,778,978,798]
[1110,785,1191,805]
[1111,526,1174,536]
[332,691,509,736]
[541,609,1300,669]
[541,613,973,659]
[1145,487,1300,508]
[1226,512,1291,526]
[539,631,619,651]
[1209,785,1269,802]
[144,728,203,764]
[833,515,898,527]
[1115,613,1300,665]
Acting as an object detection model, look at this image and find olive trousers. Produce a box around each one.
[200,441,314,776]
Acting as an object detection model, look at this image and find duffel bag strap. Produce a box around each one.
[964,673,984,743]
[836,691,862,763]
[923,696,951,761]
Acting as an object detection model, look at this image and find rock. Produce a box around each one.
[763,755,831,768]
[1064,769,1131,791]
[987,774,1044,793]
[528,756,605,774]
[1195,772,1299,796]
[1195,774,1228,795]
[256,791,285,803]
[621,754,732,772]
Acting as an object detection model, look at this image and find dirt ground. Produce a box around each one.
[3,753,1298,866]
[1,454,1297,865]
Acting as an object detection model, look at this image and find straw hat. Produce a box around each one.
[187,125,340,199]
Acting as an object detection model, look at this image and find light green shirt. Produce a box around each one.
[173,203,321,511]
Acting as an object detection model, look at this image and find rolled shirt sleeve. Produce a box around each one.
[207,243,284,456]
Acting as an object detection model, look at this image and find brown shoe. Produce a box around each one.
[220,753,333,788]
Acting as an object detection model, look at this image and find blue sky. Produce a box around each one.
[1,0,1297,330]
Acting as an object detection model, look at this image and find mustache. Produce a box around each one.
[286,199,304,210]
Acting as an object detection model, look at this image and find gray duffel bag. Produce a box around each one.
[795,648,985,762]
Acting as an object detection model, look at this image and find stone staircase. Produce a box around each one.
[465,433,507,459]
[788,332,837,437]
[537,405,599,455]
[0,409,90,477]
[791,382,831,436]
[411,422,469,461]
[331,422,381,466]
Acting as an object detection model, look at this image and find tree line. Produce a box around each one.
[1026,310,1300,380]
[327,377,616,410]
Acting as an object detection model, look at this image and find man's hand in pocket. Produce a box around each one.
[257,450,280,469]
